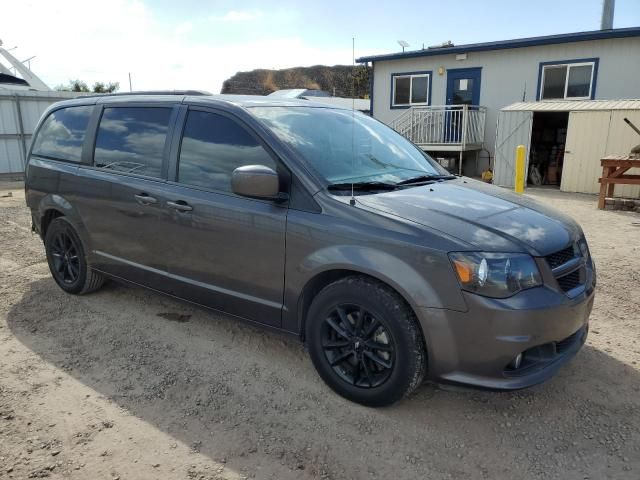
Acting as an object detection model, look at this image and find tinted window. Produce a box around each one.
[94,107,172,178]
[32,106,93,162]
[178,111,277,192]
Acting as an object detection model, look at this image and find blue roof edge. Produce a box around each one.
[356,27,640,63]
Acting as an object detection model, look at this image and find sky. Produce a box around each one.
[1,0,639,93]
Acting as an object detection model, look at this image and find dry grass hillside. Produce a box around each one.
[221,65,370,97]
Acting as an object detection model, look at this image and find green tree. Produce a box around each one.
[56,79,119,93]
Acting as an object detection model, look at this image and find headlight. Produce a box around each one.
[449,252,542,298]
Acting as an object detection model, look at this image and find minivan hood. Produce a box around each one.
[355,179,581,256]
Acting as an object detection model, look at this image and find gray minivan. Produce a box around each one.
[25,92,595,406]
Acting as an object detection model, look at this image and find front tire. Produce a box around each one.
[306,276,426,407]
[44,217,104,295]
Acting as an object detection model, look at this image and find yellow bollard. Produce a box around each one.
[514,145,526,194]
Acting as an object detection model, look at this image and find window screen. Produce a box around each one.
[567,65,592,98]
[178,110,277,192]
[32,106,93,162]
[94,107,172,178]
[411,76,429,104]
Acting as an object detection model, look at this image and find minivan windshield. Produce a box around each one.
[250,106,449,186]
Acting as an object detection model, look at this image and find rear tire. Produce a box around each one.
[44,217,104,295]
[306,276,426,407]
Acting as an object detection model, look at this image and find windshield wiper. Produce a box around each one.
[328,181,399,192]
[395,174,457,186]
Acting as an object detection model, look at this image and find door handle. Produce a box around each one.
[134,193,158,205]
[166,200,193,212]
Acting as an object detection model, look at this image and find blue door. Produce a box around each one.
[445,67,482,142]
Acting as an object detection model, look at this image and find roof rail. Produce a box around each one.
[83,89,211,99]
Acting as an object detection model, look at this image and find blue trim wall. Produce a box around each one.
[389,70,433,110]
[536,57,600,100]
[356,27,640,63]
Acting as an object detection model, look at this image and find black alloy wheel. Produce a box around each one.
[306,276,427,407]
[44,217,105,295]
[321,304,395,388]
[49,230,80,285]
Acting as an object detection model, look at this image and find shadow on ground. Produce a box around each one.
[7,277,640,480]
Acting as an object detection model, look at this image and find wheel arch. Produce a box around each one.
[37,194,93,254]
[297,267,428,347]
[296,267,433,381]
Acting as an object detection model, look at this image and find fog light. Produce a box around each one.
[509,353,523,369]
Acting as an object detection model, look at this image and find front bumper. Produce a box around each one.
[416,284,595,390]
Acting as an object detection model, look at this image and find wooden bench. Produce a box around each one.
[597,155,640,209]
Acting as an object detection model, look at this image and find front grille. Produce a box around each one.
[546,245,576,269]
[545,243,588,295]
[557,269,581,292]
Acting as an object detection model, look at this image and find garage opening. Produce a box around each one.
[527,112,569,187]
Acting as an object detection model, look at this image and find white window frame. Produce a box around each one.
[392,73,430,107]
[540,62,595,100]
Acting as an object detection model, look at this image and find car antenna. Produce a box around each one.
[350,36,356,206]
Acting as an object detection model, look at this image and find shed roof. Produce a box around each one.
[502,99,640,112]
[356,27,640,63]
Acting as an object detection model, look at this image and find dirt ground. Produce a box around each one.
[0,180,639,480]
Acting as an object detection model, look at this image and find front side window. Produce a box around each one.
[32,106,93,162]
[94,107,172,178]
[251,106,446,185]
[541,61,595,100]
[392,73,429,106]
[178,110,277,193]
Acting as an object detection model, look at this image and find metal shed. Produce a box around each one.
[493,99,640,198]
[0,90,81,176]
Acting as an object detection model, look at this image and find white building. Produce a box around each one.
[357,27,640,185]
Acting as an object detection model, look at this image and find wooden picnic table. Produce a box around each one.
[597,155,640,209]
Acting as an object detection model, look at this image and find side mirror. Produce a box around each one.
[231,165,282,200]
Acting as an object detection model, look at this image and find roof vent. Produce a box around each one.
[427,41,454,50]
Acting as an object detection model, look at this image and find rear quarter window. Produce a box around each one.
[31,106,93,162]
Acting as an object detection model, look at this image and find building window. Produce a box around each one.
[392,73,430,107]
[540,61,596,100]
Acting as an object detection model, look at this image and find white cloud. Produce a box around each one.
[214,9,263,22]
[174,21,193,36]
[0,0,377,94]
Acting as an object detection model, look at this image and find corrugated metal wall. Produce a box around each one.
[561,109,640,197]
[493,110,533,187]
[0,91,81,175]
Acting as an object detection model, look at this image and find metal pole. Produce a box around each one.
[128,72,132,92]
[13,95,27,169]
[601,0,615,30]
[515,145,526,193]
